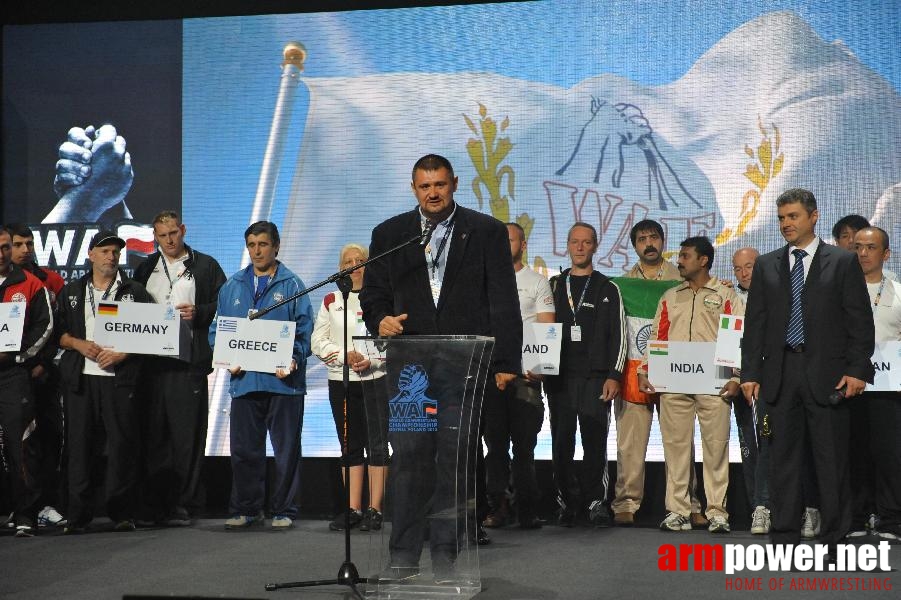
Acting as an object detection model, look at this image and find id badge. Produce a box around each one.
[570,325,582,341]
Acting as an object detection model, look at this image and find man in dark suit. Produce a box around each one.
[740,188,874,553]
[361,154,521,580]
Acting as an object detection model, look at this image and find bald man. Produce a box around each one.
[731,247,770,533]
[731,247,759,299]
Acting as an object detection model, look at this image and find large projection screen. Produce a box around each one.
[3,1,900,462]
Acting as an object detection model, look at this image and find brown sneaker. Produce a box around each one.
[613,512,634,526]
[690,512,709,528]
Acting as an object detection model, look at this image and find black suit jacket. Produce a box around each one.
[361,204,522,374]
[740,240,874,405]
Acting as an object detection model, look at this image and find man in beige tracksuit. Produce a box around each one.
[638,236,744,533]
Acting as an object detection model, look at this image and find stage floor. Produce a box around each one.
[2,517,898,599]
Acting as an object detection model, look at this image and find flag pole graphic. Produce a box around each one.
[249,41,307,227]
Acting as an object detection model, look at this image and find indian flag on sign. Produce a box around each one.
[611,277,680,405]
[97,302,118,317]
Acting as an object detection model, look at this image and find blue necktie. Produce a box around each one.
[785,248,808,346]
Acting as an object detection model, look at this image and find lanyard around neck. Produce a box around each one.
[426,218,454,277]
[565,273,591,318]
[160,254,188,292]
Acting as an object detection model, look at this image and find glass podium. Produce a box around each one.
[354,335,494,600]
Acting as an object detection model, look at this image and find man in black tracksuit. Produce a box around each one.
[56,232,153,532]
[0,227,54,536]
[133,211,226,525]
[545,222,626,528]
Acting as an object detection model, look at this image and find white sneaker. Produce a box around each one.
[708,515,731,533]
[801,507,821,539]
[750,506,770,535]
[271,515,293,529]
[660,512,691,531]
[37,506,67,527]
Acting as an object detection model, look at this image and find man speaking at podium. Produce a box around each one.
[361,154,522,580]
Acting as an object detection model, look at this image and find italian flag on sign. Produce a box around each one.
[611,277,681,405]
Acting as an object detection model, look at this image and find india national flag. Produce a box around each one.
[612,277,680,405]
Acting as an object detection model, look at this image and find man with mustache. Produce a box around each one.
[638,236,743,533]
[612,220,706,528]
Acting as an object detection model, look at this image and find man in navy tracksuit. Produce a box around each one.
[209,221,313,529]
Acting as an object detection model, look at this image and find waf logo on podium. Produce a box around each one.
[389,365,438,432]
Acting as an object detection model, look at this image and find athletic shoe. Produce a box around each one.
[15,524,36,538]
[750,506,770,535]
[708,515,731,533]
[557,507,576,527]
[329,509,363,531]
[271,515,293,529]
[225,512,264,530]
[801,507,821,539]
[660,512,691,532]
[37,506,67,527]
[876,523,900,541]
[588,500,610,528]
[359,507,383,532]
[114,520,136,532]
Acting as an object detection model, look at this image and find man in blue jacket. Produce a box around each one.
[209,221,313,529]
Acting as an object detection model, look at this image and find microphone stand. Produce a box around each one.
[264,221,436,596]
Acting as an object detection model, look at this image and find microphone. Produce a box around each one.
[828,387,846,405]
[420,221,437,247]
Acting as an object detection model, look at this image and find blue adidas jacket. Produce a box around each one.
[209,262,313,397]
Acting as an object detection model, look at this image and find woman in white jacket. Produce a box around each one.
[311,243,388,532]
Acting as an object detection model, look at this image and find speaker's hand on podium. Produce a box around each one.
[379,314,407,336]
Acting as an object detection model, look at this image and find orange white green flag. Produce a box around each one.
[611,277,680,405]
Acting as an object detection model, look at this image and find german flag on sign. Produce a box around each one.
[97,303,118,316]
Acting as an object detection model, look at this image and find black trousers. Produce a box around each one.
[0,365,42,524]
[850,391,901,527]
[66,375,140,526]
[143,359,209,516]
[764,351,851,547]
[482,378,544,518]
[327,378,389,467]
[733,394,769,508]
[547,376,610,511]
[30,364,65,510]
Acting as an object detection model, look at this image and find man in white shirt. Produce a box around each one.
[849,227,901,540]
[134,211,226,526]
[482,223,555,529]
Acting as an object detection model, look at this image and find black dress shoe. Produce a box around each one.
[476,525,491,545]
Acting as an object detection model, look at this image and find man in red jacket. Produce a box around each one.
[6,223,67,528]
[0,227,54,537]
